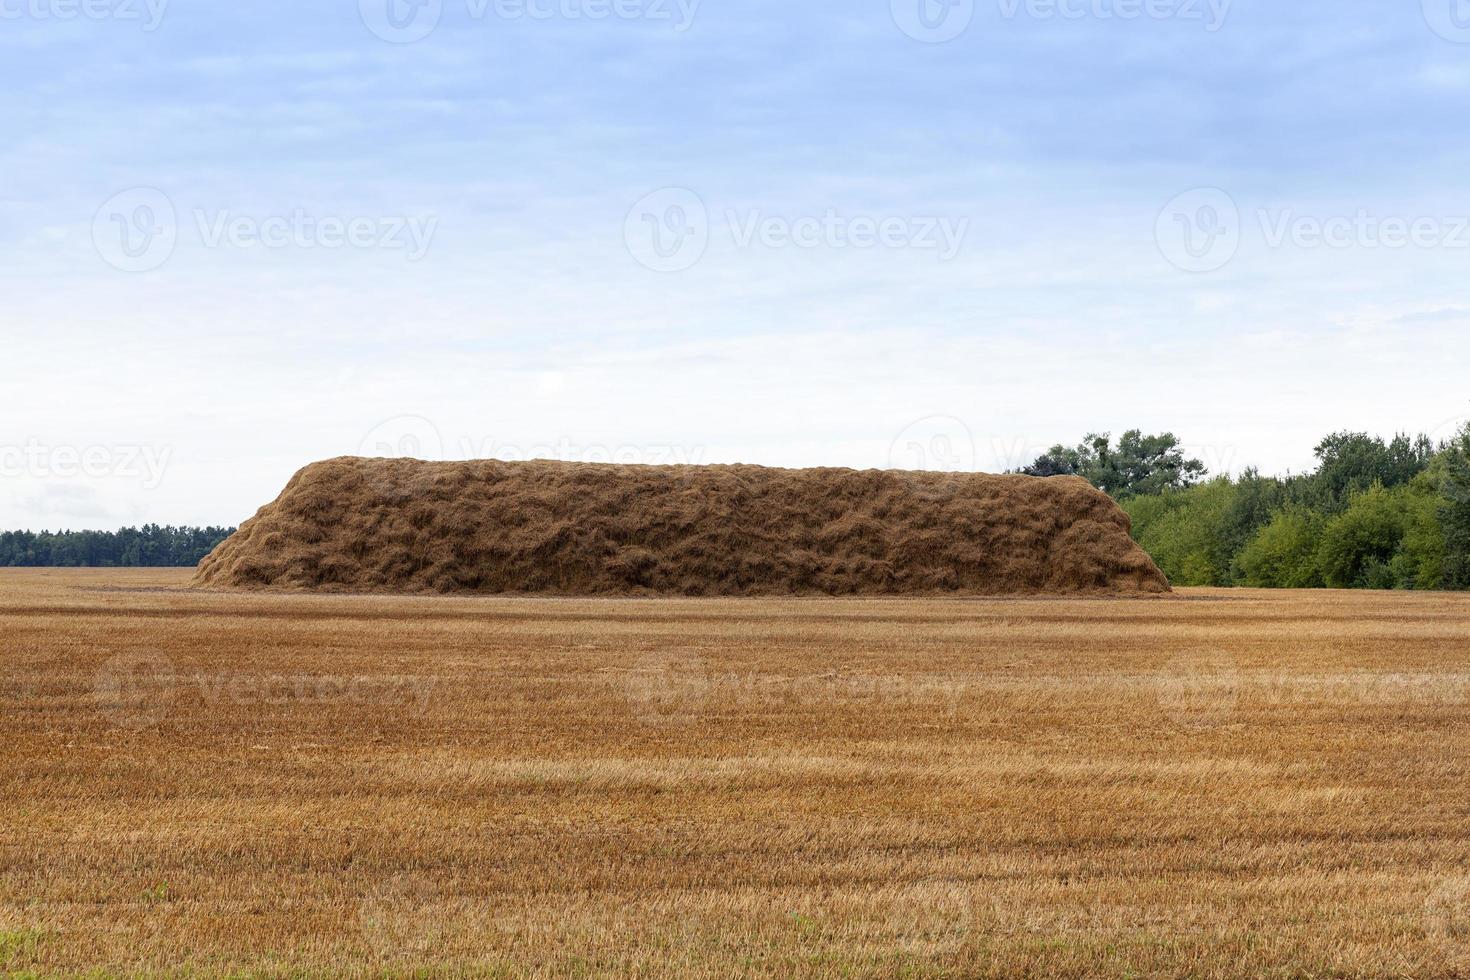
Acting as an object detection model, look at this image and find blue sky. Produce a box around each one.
[5,0,1470,528]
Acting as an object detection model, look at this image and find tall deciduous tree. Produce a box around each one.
[1442,427,1470,590]
[1021,430,1207,499]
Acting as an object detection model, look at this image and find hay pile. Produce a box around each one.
[193,457,1170,596]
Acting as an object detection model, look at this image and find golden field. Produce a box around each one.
[4,568,1470,977]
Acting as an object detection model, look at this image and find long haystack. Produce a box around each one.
[193,457,1170,596]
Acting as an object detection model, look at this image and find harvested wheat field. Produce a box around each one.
[193,458,1168,596]
[5,568,1470,977]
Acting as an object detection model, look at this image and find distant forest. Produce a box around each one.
[1018,426,1470,590]
[0,525,235,568]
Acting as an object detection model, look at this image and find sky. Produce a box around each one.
[4,0,1470,529]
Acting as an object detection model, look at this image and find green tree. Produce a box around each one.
[1441,426,1470,590]
[1123,478,1237,586]
[1023,430,1206,499]
[1309,431,1433,511]
[1213,468,1292,580]
[1236,509,1324,588]
[0,527,234,567]
[1316,484,1410,589]
[1393,479,1446,590]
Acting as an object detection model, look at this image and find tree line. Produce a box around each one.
[7,425,1470,588]
[0,525,235,568]
[1020,426,1470,590]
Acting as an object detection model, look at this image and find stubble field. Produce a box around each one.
[4,568,1470,977]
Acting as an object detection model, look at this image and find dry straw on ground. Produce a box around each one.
[5,569,1470,976]
[193,457,1169,596]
